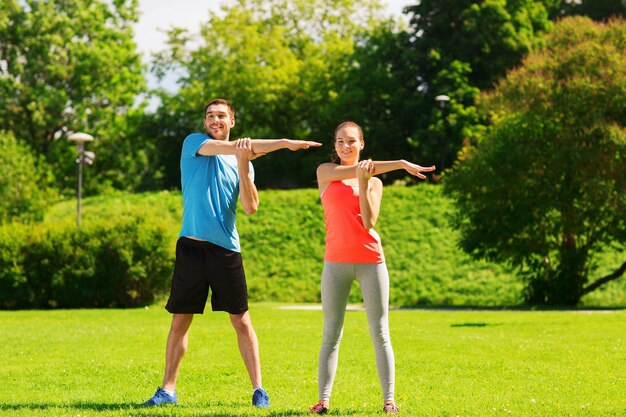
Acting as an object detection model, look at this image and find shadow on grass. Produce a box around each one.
[450,322,492,327]
[397,304,626,311]
[0,402,331,416]
[0,402,131,411]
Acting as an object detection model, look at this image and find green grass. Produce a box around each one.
[1,304,625,416]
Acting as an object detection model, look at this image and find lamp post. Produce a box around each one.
[68,132,96,230]
[434,95,450,174]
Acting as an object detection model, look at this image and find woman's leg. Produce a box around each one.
[357,262,395,402]
[318,261,354,402]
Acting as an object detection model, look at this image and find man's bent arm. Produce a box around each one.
[235,139,259,215]
[238,166,259,215]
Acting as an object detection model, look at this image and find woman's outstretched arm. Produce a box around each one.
[317,160,436,194]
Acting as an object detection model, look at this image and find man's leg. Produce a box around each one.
[163,313,194,391]
[229,311,261,388]
[230,311,270,408]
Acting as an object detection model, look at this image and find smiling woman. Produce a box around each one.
[309,120,435,415]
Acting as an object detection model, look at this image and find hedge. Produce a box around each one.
[0,213,174,309]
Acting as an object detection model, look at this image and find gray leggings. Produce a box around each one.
[318,261,395,401]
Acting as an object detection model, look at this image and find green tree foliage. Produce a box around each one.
[331,23,483,177]
[300,19,424,184]
[0,130,56,223]
[0,0,147,193]
[144,1,554,188]
[444,17,626,306]
[149,0,390,188]
[542,0,626,20]
[404,0,552,90]
[393,1,552,174]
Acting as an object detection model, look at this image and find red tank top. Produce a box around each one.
[321,181,384,263]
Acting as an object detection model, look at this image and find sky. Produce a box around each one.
[133,0,413,56]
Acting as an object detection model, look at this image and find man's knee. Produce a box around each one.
[171,313,194,334]
[230,311,253,334]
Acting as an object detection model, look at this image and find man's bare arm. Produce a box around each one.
[235,139,259,215]
[197,138,321,157]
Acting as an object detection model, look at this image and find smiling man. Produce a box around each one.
[142,98,321,409]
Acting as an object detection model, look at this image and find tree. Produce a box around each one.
[542,0,626,21]
[0,0,146,193]
[444,17,626,305]
[337,31,483,177]
[386,0,552,179]
[404,0,552,90]
[149,0,389,188]
[315,21,418,171]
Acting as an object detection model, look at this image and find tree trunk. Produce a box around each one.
[548,235,588,305]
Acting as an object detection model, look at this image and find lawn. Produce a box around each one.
[1,304,624,416]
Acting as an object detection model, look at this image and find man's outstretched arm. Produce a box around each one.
[250,139,322,154]
[198,138,321,157]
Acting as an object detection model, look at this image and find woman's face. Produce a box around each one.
[334,125,363,165]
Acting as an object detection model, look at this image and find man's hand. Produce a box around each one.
[285,139,323,151]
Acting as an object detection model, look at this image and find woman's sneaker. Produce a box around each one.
[309,402,329,414]
[142,387,177,406]
[383,403,399,414]
[252,387,270,408]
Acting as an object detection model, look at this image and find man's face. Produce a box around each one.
[204,104,235,141]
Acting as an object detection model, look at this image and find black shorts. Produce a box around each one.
[165,237,248,314]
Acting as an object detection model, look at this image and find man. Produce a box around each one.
[143,98,321,408]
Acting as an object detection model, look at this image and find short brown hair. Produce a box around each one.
[204,99,235,119]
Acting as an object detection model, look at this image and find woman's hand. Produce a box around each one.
[403,160,436,179]
[356,159,374,181]
[235,137,264,160]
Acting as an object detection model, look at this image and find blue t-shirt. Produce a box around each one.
[179,133,254,252]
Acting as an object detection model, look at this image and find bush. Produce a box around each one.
[0,211,175,309]
[1,187,623,309]
[0,131,56,224]
[239,185,525,307]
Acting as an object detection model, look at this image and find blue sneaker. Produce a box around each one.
[252,387,270,408]
[142,387,177,406]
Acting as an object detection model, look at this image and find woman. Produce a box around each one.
[309,121,435,415]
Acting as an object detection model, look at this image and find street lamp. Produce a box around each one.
[435,95,450,107]
[68,132,96,230]
[434,95,451,174]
